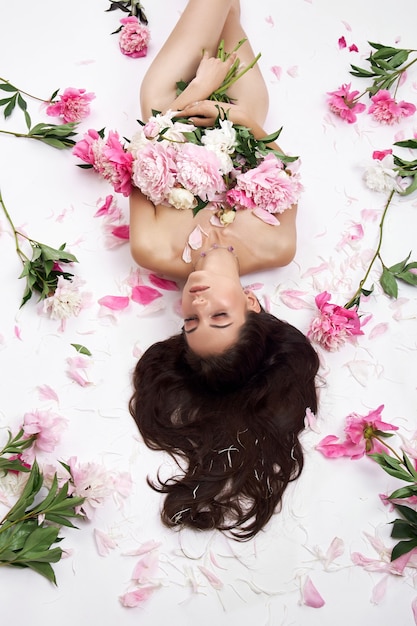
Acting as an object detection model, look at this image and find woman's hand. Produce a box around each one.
[176,100,250,128]
[192,50,237,98]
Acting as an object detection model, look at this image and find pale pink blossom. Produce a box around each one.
[21,409,67,461]
[175,143,225,201]
[228,153,302,214]
[308,291,364,351]
[66,456,132,519]
[46,87,95,123]
[327,83,366,123]
[368,90,416,124]
[42,276,86,322]
[316,405,398,459]
[73,130,133,196]
[132,141,177,205]
[119,16,150,59]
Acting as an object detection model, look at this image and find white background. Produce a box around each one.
[0,1,416,624]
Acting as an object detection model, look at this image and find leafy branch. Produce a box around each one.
[345,140,417,310]
[0,77,58,124]
[106,0,148,32]
[0,189,78,307]
[350,41,417,98]
[0,460,85,584]
[370,445,417,560]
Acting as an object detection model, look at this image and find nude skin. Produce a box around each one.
[129,0,297,354]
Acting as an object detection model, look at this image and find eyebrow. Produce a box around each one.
[183,322,233,335]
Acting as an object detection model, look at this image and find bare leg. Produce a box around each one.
[140,0,234,118]
[218,2,269,126]
[140,0,268,126]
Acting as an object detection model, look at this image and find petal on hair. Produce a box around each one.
[131,285,162,305]
[252,207,280,225]
[302,576,325,608]
[149,274,179,291]
[98,295,130,310]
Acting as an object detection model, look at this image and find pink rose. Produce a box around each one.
[119,16,150,59]
[327,83,366,123]
[174,143,225,201]
[231,153,302,213]
[46,87,95,123]
[368,90,416,125]
[308,291,364,351]
[132,141,177,205]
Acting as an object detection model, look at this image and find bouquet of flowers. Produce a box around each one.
[73,108,302,226]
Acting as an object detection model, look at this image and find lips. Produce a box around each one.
[189,285,209,293]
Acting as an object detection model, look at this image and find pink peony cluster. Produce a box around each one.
[316,405,398,459]
[119,16,150,58]
[327,83,366,124]
[368,89,416,125]
[73,129,133,196]
[21,409,68,462]
[226,153,302,213]
[46,87,95,123]
[308,291,364,351]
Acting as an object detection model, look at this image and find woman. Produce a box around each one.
[129,0,320,539]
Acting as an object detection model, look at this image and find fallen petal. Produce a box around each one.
[131,285,162,305]
[149,274,179,291]
[302,576,325,608]
[252,207,280,225]
[98,295,130,310]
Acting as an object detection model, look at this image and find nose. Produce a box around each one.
[192,294,207,306]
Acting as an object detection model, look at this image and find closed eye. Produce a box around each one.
[182,312,232,334]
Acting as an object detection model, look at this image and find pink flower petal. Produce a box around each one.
[252,207,280,225]
[182,244,192,263]
[36,385,59,403]
[111,224,130,240]
[271,65,282,80]
[198,565,223,590]
[14,325,22,340]
[98,295,130,310]
[412,597,417,625]
[279,289,312,310]
[188,224,207,250]
[325,537,344,567]
[369,323,389,339]
[287,66,299,78]
[119,586,156,608]
[302,576,325,608]
[149,274,179,291]
[338,36,347,49]
[131,285,162,305]
[243,282,264,291]
[132,551,159,583]
[94,529,118,556]
[371,575,388,605]
[123,540,162,557]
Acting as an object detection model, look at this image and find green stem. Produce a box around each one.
[0,190,30,263]
[372,434,403,463]
[0,77,49,104]
[344,189,395,309]
[393,56,417,98]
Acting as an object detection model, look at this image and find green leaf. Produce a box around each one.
[390,519,417,539]
[389,484,417,500]
[71,343,92,356]
[388,253,411,274]
[0,82,18,92]
[25,560,58,584]
[3,93,17,118]
[3,462,43,523]
[395,139,417,149]
[391,538,417,561]
[369,452,414,481]
[394,503,417,525]
[397,270,417,286]
[379,268,398,298]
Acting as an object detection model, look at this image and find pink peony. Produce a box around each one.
[230,153,302,213]
[46,87,95,123]
[175,143,225,201]
[132,141,177,205]
[308,291,364,351]
[119,16,150,59]
[73,130,133,196]
[368,89,416,124]
[316,405,398,459]
[21,409,68,461]
[327,83,366,123]
[226,185,255,209]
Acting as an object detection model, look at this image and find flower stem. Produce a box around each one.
[0,189,30,263]
[0,77,49,104]
[372,435,403,462]
[344,189,395,309]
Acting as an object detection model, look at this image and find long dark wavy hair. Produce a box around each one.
[129,310,320,540]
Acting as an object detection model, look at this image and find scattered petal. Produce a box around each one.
[198,565,223,590]
[36,385,59,403]
[119,586,157,608]
[98,295,130,310]
[131,285,162,306]
[279,290,312,310]
[271,65,282,80]
[94,528,118,556]
[302,576,325,608]
[252,207,280,225]
[369,323,389,339]
[371,575,388,604]
[148,274,179,291]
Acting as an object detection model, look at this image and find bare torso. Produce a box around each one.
[129,187,297,281]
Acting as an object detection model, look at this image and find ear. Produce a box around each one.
[244,290,262,313]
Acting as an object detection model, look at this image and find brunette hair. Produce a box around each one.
[129,310,319,540]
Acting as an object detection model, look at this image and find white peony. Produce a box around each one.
[201,119,237,174]
[168,187,197,210]
[364,154,402,193]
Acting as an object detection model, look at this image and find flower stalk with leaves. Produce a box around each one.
[328,42,417,124]
[0,427,85,584]
[317,407,417,561]
[0,189,78,307]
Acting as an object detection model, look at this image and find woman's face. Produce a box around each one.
[181,270,260,355]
